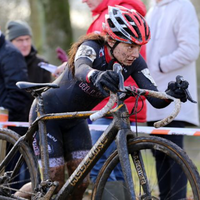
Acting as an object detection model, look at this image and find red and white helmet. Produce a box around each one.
[103,6,151,45]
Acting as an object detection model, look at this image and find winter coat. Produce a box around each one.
[146,0,199,126]
[88,0,147,122]
[0,33,29,121]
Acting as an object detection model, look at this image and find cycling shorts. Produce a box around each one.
[32,118,92,167]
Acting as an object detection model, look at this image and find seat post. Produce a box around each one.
[35,93,50,181]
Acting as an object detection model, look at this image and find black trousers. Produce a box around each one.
[147,120,187,200]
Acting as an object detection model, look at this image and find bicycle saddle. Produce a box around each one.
[16,81,59,93]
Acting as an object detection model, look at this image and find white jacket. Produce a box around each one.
[146,0,200,126]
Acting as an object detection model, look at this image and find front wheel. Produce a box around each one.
[92,136,200,200]
[0,128,40,199]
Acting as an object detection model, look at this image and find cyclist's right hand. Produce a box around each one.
[89,70,119,96]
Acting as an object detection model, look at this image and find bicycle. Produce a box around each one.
[0,66,200,199]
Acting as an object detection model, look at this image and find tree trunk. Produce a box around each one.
[29,0,73,64]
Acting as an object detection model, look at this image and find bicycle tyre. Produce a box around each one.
[92,136,200,200]
[0,128,40,199]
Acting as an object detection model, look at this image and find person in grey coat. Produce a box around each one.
[146,0,199,199]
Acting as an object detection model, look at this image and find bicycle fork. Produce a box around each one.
[116,130,152,199]
[114,115,152,200]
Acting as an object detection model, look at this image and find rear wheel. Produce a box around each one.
[0,128,40,199]
[92,136,200,200]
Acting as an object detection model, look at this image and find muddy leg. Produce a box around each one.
[67,159,90,200]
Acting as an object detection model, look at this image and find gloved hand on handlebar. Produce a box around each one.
[165,77,189,102]
[89,70,119,96]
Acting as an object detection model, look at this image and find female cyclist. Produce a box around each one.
[16,6,188,199]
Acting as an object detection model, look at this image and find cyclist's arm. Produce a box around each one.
[74,43,98,82]
[130,58,171,108]
[133,71,171,108]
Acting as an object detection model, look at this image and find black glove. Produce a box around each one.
[90,70,119,96]
[165,78,189,102]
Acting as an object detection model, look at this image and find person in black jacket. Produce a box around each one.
[0,28,29,124]
[5,20,52,122]
[0,27,30,190]
[5,20,52,190]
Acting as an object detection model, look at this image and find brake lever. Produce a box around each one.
[176,75,197,103]
[184,89,197,103]
[113,62,125,91]
[113,62,127,100]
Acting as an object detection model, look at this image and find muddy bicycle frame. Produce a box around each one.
[2,79,180,200]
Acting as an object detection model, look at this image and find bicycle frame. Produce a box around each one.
[35,90,142,199]
[0,82,182,200]
[0,88,145,199]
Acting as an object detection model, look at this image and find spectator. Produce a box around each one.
[146,0,199,199]
[6,20,52,122]
[0,26,30,189]
[5,20,52,190]
[0,26,29,126]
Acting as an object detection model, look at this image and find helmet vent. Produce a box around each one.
[116,17,124,25]
[113,9,118,15]
[134,15,142,26]
[107,19,115,28]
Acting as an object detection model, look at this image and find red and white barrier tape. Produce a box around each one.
[0,121,200,136]
[89,125,200,136]
[0,122,29,128]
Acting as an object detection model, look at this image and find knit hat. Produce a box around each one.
[5,20,32,41]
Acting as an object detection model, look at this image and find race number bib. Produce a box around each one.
[75,44,96,62]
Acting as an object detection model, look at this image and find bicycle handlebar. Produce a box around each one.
[137,88,181,128]
[89,93,117,121]
[89,63,181,128]
[90,87,181,128]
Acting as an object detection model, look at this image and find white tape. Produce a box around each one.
[0,122,29,127]
[0,122,200,136]
[89,124,200,136]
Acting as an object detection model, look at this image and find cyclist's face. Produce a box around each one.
[11,35,32,56]
[82,0,102,11]
[112,42,141,66]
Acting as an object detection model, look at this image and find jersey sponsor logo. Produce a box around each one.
[141,68,157,86]
[123,68,128,73]
[99,47,104,58]
[75,44,96,62]
[47,133,57,142]
[79,82,102,97]
[48,144,53,154]
[32,137,40,155]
